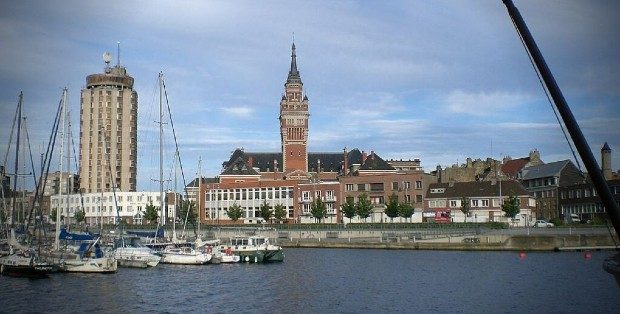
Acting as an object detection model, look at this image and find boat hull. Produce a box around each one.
[0,254,55,278]
[60,257,118,273]
[235,249,284,263]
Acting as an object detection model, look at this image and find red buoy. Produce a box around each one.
[518,251,526,260]
[583,251,592,260]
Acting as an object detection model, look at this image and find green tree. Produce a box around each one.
[74,210,86,225]
[355,193,373,222]
[273,203,286,223]
[0,210,6,224]
[310,198,327,223]
[341,197,357,223]
[144,202,159,224]
[259,200,273,223]
[384,193,400,222]
[226,203,243,222]
[398,202,414,222]
[502,195,520,219]
[460,197,471,223]
[178,200,198,224]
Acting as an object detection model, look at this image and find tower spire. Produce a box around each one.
[287,41,301,84]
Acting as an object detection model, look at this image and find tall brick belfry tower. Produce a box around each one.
[279,43,309,177]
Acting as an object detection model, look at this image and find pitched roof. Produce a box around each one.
[520,160,572,180]
[186,177,218,188]
[426,180,529,198]
[501,157,530,177]
[221,156,260,176]
[308,153,343,172]
[359,151,395,171]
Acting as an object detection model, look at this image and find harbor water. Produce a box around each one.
[1,248,619,313]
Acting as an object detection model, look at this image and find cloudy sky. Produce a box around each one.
[1,0,618,192]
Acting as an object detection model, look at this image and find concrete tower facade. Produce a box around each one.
[602,142,612,180]
[279,43,309,177]
[79,54,137,193]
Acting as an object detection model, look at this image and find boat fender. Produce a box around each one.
[245,256,249,262]
[207,246,212,254]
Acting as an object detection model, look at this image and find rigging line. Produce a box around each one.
[24,118,38,193]
[2,94,20,169]
[99,121,121,229]
[26,95,62,231]
[69,118,86,219]
[162,80,195,234]
[508,15,582,171]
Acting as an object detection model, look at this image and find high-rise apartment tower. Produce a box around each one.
[79,52,137,193]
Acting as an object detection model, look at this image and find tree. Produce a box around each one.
[355,193,372,222]
[273,203,286,223]
[0,210,6,224]
[259,200,273,224]
[144,202,159,224]
[341,197,357,223]
[226,203,243,222]
[178,200,197,224]
[502,195,520,220]
[384,193,400,222]
[310,198,327,223]
[460,197,471,223]
[74,210,86,225]
[398,202,414,222]
[49,208,64,224]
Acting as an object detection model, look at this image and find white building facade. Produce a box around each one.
[50,191,170,226]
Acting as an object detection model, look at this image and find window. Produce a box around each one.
[392,182,398,190]
[415,195,422,203]
[315,190,321,199]
[415,181,422,189]
[370,183,384,192]
[471,200,479,207]
[584,189,590,197]
[404,181,411,189]
[346,184,354,191]
[481,199,489,207]
[449,200,458,208]
[302,191,310,201]
[326,190,334,200]
[357,184,366,191]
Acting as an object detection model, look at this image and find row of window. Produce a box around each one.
[345,181,422,192]
[525,177,557,188]
[206,187,294,201]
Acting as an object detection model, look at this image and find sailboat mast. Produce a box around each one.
[55,88,67,250]
[173,151,177,240]
[11,92,23,228]
[198,156,202,234]
[159,72,164,228]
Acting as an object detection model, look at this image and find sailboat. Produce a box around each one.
[41,88,117,273]
[152,72,210,265]
[0,92,55,278]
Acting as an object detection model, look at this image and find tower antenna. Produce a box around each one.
[117,41,121,66]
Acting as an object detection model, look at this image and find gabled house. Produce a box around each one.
[518,160,585,219]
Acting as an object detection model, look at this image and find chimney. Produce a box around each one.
[248,156,253,168]
[362,151,367,164]
[317,159,321,173]
[343,147,348,175]
[370,150,375,160]
[274,159,278,180]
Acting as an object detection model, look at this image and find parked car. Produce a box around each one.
[534,220,554,228]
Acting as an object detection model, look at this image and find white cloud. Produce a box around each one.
[445,90,531,116]
[220,106,254,119]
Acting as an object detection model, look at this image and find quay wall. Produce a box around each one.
[205,228,618,251]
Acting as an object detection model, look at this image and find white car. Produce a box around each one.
[534,220,554,227]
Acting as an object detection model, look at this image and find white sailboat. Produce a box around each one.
[112,235,160,268]
[154,72,210,265]
[45,88,117,273]
[0,92,55,278]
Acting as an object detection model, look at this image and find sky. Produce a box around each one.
[1,0,619,192]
